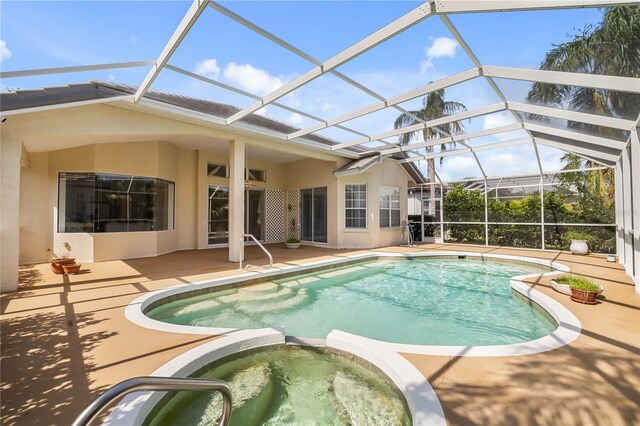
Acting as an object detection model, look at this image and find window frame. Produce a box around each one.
[379,185,401,229]
[344,183,368,229]
[207,162,229,178]
[57,172,175,233]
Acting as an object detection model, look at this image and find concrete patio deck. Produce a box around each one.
[1,243,638,425]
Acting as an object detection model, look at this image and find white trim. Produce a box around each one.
[226,2,433,125]
[125,251,579,358]
[432,0,637,14]
[377,122,522,156]
[135,0,210,103]
[0,61,154,79]
[344,183,368,230]
[524,121,627,149]
[534,137,620,162]
[288,68,480,140]
[331,102,506,151]
[508,101,636,131]
[483,65,640,94]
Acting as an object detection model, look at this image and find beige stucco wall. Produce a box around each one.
[284,158,340,247]
[2,102,417,291]
[337,158,410,249]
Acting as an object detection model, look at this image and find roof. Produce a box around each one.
[0,81,352,149]
[1,80,426,183]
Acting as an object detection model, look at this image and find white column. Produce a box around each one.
[622,146,633,276]
[630,129,640,291]
[614,159,624,264]
[229,139,245,262]
[1,135,21,293]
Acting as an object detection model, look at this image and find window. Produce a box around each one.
[58,172,175,233]
[345,184,367,228]
[380,186,401,228]
[207,163,228,178]
[246,168,266,182]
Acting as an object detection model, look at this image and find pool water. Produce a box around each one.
[144,347,411,426]
[147,259,557,346]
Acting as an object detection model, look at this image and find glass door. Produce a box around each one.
[245,189,264,241]
[300,187,327,243]
[208,185,229,245]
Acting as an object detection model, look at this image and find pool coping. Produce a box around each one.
[124,251,580,357]
[104,328,445,426]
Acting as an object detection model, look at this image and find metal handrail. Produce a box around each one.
[240,233,273,271]
[71,376,232,426]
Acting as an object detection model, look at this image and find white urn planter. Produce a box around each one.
[569,239,589,255]
[285,242,301,249]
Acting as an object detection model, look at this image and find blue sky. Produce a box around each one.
[0,1,606,180]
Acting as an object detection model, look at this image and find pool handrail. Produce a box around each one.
[71,376,233,426]
[240,233,273,271]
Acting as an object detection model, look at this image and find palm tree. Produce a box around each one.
[394,87,468,214]
[526,7,638,208]
[527,7,639,127]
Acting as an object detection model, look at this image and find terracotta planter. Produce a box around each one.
[570,239,588,255]
[570,288,599,305]
[62,263,82,275]
[551,279,604,296]
[51,258,76,274]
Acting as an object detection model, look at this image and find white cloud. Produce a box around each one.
[108,74,116,81]
[195,58,221,80]
[254,107,267,116]
[420,37,458,72]
[129,35,139,44]
[286,113,303,125]
[320,101,332,112]
[439,155,480,180]
[223,62,284,96]
[482,111,518,140]
[0,40,12,62]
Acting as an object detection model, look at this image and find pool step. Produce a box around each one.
[217,286,292,304]
[237,289,308,314]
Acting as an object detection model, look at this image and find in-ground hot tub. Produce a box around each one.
[105,330,443,426]
[145,346,411,426]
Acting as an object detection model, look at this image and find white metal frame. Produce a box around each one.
[2,0,639,282]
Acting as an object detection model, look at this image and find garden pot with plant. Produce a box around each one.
[51,257,76,274]
[285,237,301,249]
[551,275,602,304]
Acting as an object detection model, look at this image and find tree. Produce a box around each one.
[394,88,468,214]
[526,6,640,123]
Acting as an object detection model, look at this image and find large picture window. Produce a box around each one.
[380,186,401,228]
[58,172,175,233]
[345,184,367,229]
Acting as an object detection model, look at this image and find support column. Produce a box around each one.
[1,135,21,293]
[228,139,245,262]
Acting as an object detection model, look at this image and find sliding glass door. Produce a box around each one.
[300,187,327,243]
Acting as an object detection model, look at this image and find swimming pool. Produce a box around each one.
[146,258,557,346]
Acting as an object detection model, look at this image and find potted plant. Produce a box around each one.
[564,230,593,255]
[285,237,301,249]
[62,263,82,275]
[285,216,301,249]
[550,275,603,304]
[51,256,76,274]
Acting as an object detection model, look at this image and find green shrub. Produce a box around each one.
[286,237,300,244]
[555,275,600,291]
